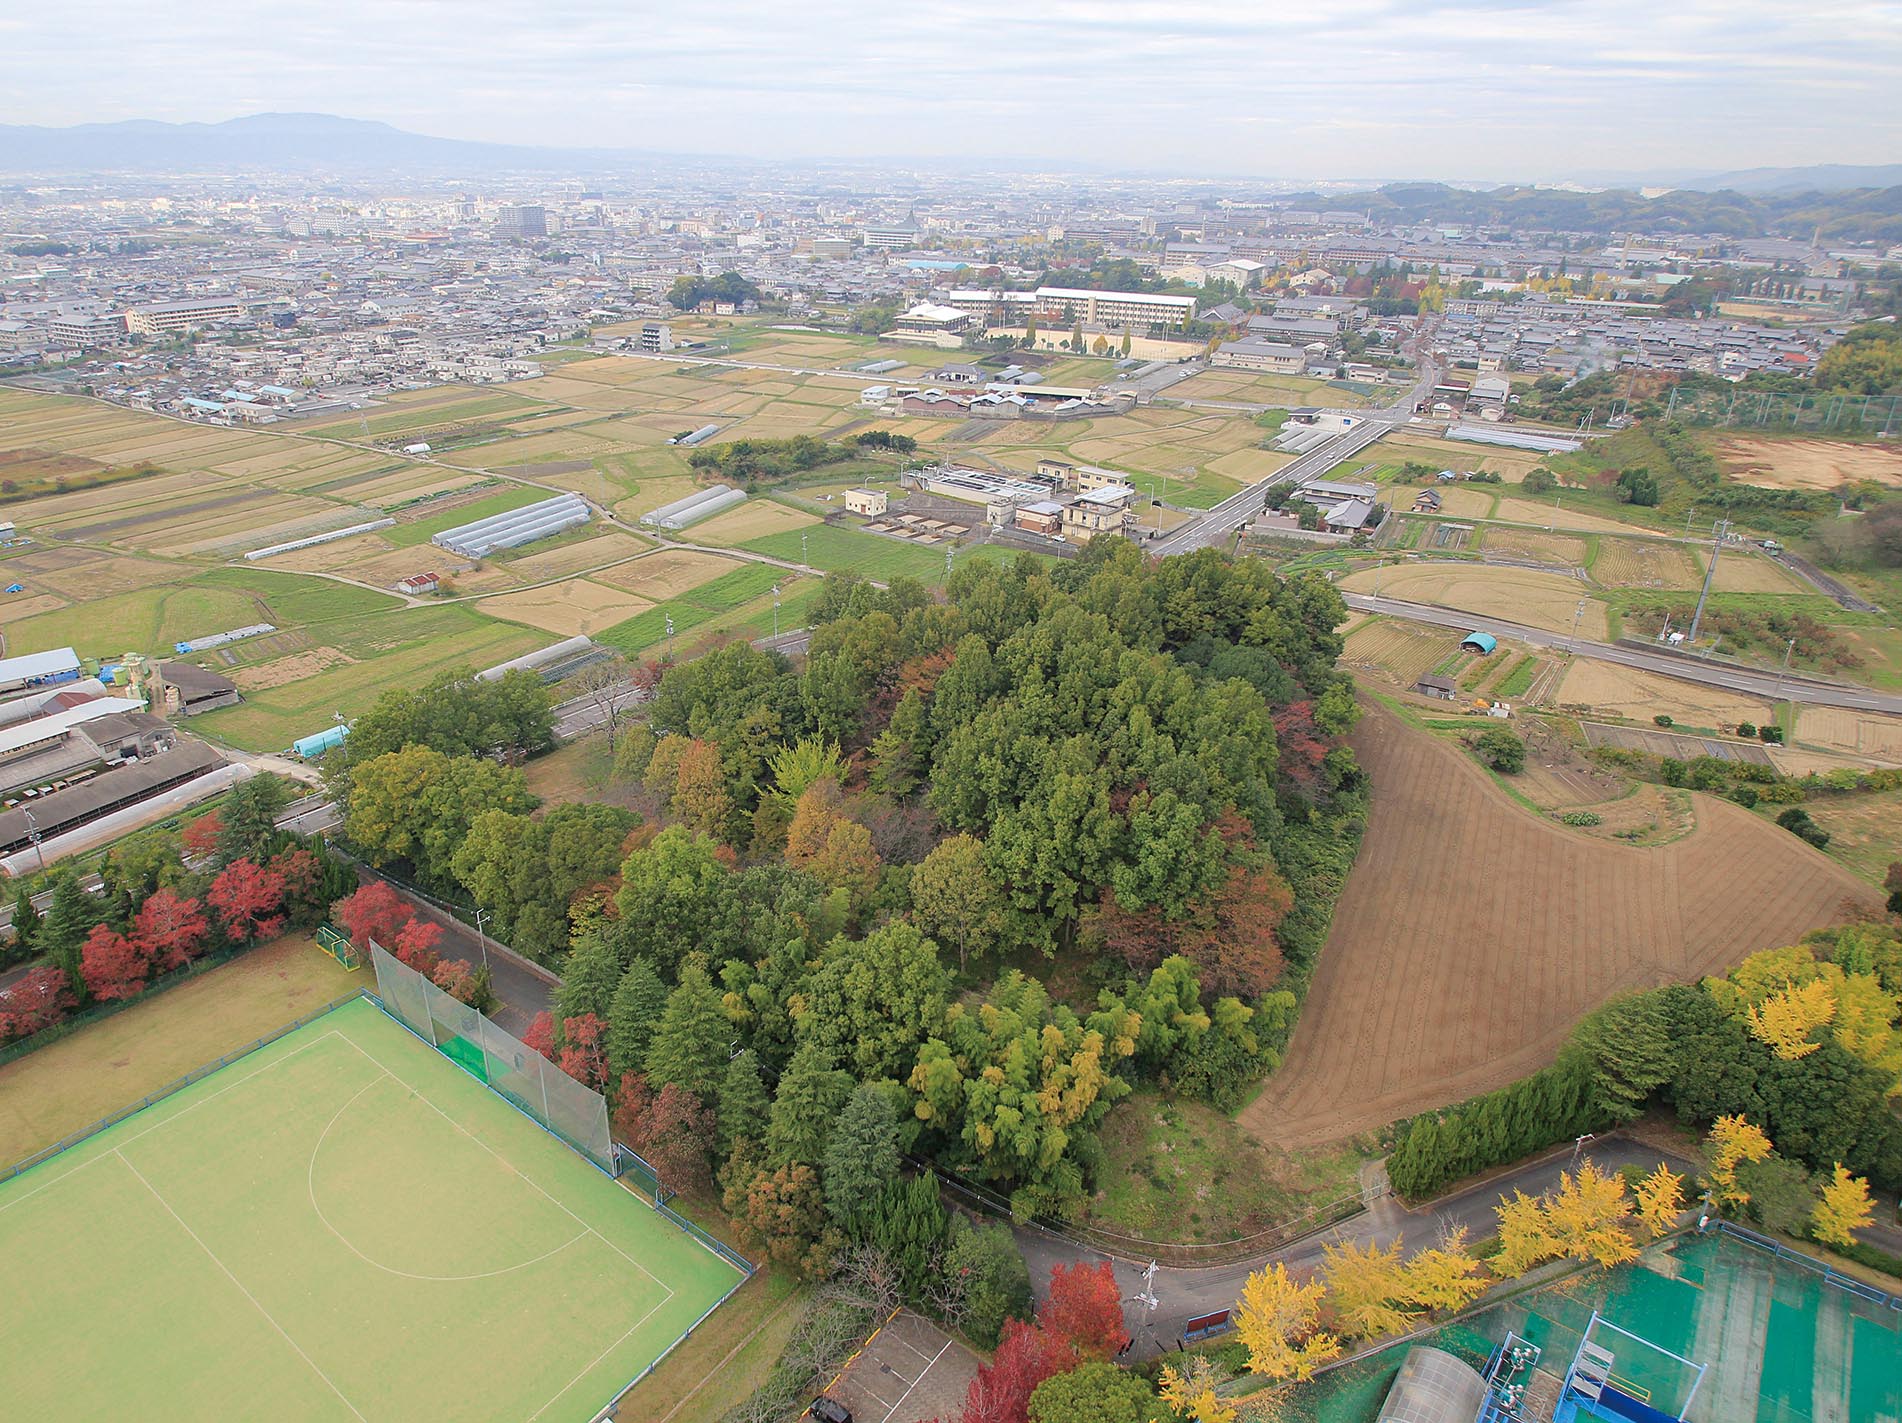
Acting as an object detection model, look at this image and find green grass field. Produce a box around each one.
[741,523,955,584]
[192,606,547,750]
[0,995,741,1423]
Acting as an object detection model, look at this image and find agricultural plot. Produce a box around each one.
[495,531,650,582]
[1374,433,1547,482]
[1698,546,1809,594]
[1555,660,1773,730]
[1493,495,1654,535]
[742,523,955,585]
[1713,435,1902,491]
[688,499,822,546]
[595,564,803,658]
[593,549,737,601]
[192,605,546,751]
[1342,620,1464,689]
[1591,538,1702,589]
[1796,707,1902,763]
[481,580,656,637]
[1238,702,1877,1148]
[1480,528,1588,567]
[1338,564,1607,639]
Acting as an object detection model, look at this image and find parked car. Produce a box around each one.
[809,1398,853,1423]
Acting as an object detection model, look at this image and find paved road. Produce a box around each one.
[1150,333,1443,557]
[1344,593,1902,713]
[1016,1136,1702,1360]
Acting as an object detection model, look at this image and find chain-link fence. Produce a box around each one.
[369,943,616,1176]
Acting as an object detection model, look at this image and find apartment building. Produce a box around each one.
[124,298,246,335]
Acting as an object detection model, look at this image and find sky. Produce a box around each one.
[2,1,1898,180]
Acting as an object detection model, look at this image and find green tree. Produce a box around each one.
[614,829,732,975]
[556,926,627,1025]
[10,886,41,960]
[1476,728,1526,773]
[1027,1362,1159,1423]
[214,774,291,866]
[606,957,670,1086]
[910,833,1009,971]
[764,1040,854,1166]
[643,965,730,1103]
[822,1083,901,1233]
[1574,990,1678,1120]
[347,747,535,888]
[718,1048,771,1151]
[1736,1155,1820,1236]
[39,871,96,998]
[944,1217,1034,1347]
[797,920,952,1080]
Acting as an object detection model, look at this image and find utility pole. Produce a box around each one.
[1688,518,1730,645]
[800,531,809,567]
[664,613,674,662]
[1773,636,1796,703]
[771,582,781,640]
[24,809,44,875]
[1569,599,1586,655]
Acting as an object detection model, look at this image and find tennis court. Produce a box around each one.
[0,995,743,1422]
[1262,1230,1902,1422]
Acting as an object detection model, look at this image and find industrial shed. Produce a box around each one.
[1374,1346,1488,1423]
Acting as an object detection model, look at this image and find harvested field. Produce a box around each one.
[480,580,656,636]
[1337,564,1606,639]
[1239,702,1877,1147]
[1580,721,1776,765]
[1555,660,1773,729]
[1493,496,1653,535]
[1342,620,1463,689]
[1801,789,1902,885]
[1714,436,1902,491]
[689,499,821,546]
[498,531,649,582]
[1592,538,1702,589]
[593,549,737,600]
[1797,707,1902,763]
[1699,547,1809,594]
[0,592,71,621]
[231,647,357,691]
[1479,528,1587,567]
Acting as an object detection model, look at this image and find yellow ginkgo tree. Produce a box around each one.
[1158,1357,1238,1423]
[1745,979,1838,1059]
[1812,1163,1875,1249]
[1234,1261,1340,1382]
[1706,1115,1773,1208]
[1322,1237,1415,1340]
[1632,1162,1686,1238]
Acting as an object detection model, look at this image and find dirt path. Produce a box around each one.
[1240,701,1878,1149]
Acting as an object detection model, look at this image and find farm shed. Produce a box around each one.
[1414,674,1460,701]
[1460,631,1498,655]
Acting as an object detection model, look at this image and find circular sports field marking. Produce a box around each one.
[307,1074,591,1283]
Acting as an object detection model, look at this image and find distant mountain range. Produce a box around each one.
[0,112,666,177]
[0,114,1897,241]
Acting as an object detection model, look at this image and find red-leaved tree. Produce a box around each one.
[429,957,481,1006]
[391,917,444,974]
[522,1010,556,1060]
[206,859,288,944]
[333,880,414,951]
[556,1012,609,1092]
[640,1083,717,1193]
[612,1071,655,1143]
[960,1317,1070,1423]
[0,966,76,1045]
[1041,1260,1128,1361]
[181,812,223,859]
[132,888,210,971]
[269,847,325,925]
[78,925,153,1001]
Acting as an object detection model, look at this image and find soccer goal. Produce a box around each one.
[369,941,616,1176]
[314,923,361,970]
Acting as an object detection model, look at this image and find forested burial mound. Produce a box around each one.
[1239,701,1878,1150]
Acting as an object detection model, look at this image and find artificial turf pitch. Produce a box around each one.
[0,995,741,1421]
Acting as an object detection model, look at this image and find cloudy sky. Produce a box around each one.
[3,1,1898,179]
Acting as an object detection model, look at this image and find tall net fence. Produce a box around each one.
[369,943,616,1176]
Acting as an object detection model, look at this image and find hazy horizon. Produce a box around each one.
[2,1,1897,181]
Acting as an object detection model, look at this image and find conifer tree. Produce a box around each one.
[605,957,669,1084]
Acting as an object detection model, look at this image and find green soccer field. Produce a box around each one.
[0,996,743,1422]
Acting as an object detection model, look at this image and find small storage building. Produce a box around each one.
[1460,631,1498,655]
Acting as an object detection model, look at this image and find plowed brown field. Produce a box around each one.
[1240,702,1877,1149]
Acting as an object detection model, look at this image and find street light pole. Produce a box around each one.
[24,809,43,875]
[474,908,492,973]
[1570,599,1586,655]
